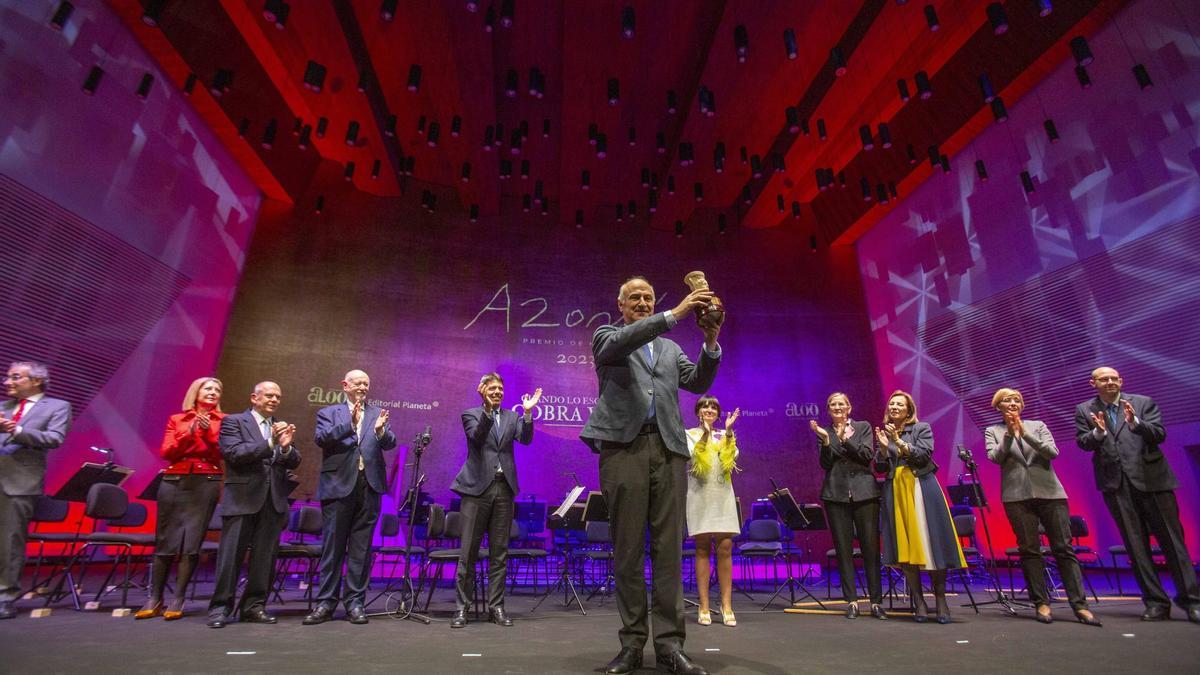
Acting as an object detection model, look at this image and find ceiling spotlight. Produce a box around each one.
[1069,36,1093,66]
[303,60,327,92]
[316,117,328,138]
[924,5,939,31]
[371,159,381,179]
[975,159,989,181]
[345,120,360,146]
[656,131,667,154]
[877,123,892,148]
[543,118,551,137]
[607,78,620,105]
[210,68,233,97]
[344,161,355,182]
[1020,170,1036,194]
[810,236,817,252]
[261,118,277,149]
[581,170,591,190]
[465,1,479,12]
[494,122,504,146]
[500,0,514,28]
[1075,65,1091,89]
[791,201,801,219]
[906,144,917,165]
[470,204,479,222]
[509,129,521,153]
[451,115,462,136]
[783,29,798,60]
[817,119,827,141]
[830,47,847,76]
[576,209,584,228]
[649,190,659,212]
[522,161,531,179]
[297,124,311,149]
[786,107,800,134]
[990,97,1008,123]
[750,155,763,178]
[877,183,889,204]
[615,203,624,222]
[675,220,683,238]
[1034,0,1053,17]
[628,126,637,146]
[978,73,995,102]
[407,64,421,92]
[860,177,872,202]
[505,69,519,97]
[498,159,510,178]
[262,0,289,29]
[596,133,608,158]
[142,0,166,27]
[777,194,786,213]
[356,69,369,93]
[522,194,532,212]
[734,25,749,63]
[183,73,196,95]
[718,213,727,234]
[621,6,634,38]
[915,70,932,99]
[667,175,676,195]
[694,182,703,202]
[986,3,1009,35]
[859,125,874,150]
[698,86,715,116]
[483,4,494,31]
[417,115,426,134]
[588,122,598,146]
[897,78,910,103]
[50,1,74,30]
[427,121,441,147]
[1133,64,1153,90]
[135,73,154,100]
[237,118,250,138]
[81,65,103,95]
[666,89,678,114]
[629,200,638,218]
[771,154,785,173]
[314,195,324,214]
[1044,118,1060,142]
[741,186,751,205]
[940,154,951,174]
[381,0,398,21]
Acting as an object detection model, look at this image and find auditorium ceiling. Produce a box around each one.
[110,0,1127,245]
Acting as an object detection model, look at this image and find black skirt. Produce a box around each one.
[154,474,221,555]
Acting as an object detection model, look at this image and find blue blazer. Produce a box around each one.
[451,406,534,497]
[1074,393,1175,493]
[314,403,397,500]
[219,409,301,516]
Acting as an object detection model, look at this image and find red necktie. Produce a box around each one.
[12,399,26,423]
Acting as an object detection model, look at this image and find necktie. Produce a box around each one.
[1106,404,1118,432]
[643,344,656,422]
[261,418,272,442]
[643,343,654,366]
[12,399,27,423]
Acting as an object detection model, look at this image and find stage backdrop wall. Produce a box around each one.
[217,165,881,549]
[0,0,260,502]
[857,0,1200,557]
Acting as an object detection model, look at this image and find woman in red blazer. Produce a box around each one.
[136,377,224,620]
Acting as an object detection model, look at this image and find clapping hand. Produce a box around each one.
[196,411,211,431]
[521,387,543,410]
[375,408,389,434]
[1004,411,1023,438]
[0,416,14,433]
[810,419,830,445]
[874,427,889,448]
[724,407,740,431]
[1089,411,1107,432]
[1121,399,1136,425]
[277,423,296,449]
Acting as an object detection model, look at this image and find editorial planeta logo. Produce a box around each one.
[784,402,822,419]
[306,386,438,410]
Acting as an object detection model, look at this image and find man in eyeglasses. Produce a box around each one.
[0,362,72,619]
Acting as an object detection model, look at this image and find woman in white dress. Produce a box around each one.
[686,395,741,627]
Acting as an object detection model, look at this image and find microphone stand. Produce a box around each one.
[957,446,1024,615]
[367,428,433,623]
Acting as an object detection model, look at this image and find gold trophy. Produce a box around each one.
[683,271,725,329]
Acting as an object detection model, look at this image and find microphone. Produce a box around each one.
[421,425,432,445]
[957,444,974,464]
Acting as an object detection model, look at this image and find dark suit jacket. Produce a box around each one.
[985,419,1067,502]
[218,409,301,516]
[818,420,881,503]
[314,403,397,500]
[451,406,533,497]
[1074,393,1175,493]
[0,396,72,496]
[580,313,720,458]
[880,422,937,479]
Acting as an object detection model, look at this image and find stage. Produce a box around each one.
[2,581,1197,673]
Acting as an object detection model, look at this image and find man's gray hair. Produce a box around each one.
[9,361,50,390]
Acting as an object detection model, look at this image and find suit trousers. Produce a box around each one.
[1003,498,1088,610]
[0,493,35,602]
[824,499,883,604]
[599,430,686,657]
[208,504,286,616]
[1103,475,1200,610]
[455,476,514,610]
[317,470,382,609]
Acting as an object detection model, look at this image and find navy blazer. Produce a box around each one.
[0,396,72,496]
[451,406,534,497]
[314,402,397,500]
[218,409,301,516]
[818,420,882,503]
[1074,393,1175,493]
[880,422,937,479]
[580,313,720,458]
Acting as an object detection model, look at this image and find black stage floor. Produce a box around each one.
[2,581,1198,674]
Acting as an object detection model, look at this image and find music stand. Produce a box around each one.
[956,451,1024,615]
[531,487,587,615]
[366,432,433,624]
[51,462,133,502]
[137,471,166,501]
[764,485,826,610]
[580,492,615,602]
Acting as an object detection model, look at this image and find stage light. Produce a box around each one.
[621,6,635,38]
[417,115,426,134]
[581,170,591,190]
[1020,170,1036,193]
[791,201,801,219]
[876,183,888,204]
[739,146,748,164]
[183,73,196,96]
[975,159,989,181]
[142,0,166,27]
[817,119,827,141]
[316,117,328,138]
[1133,64,1153,90]
[522,194,532,212]
[656,132,667,155]
[649,190,659,212]
[783,29,798,60]
[750,155,763,179]
[608,78,620,105]
[905,144,917,165]
[675,221,684,238]
[50,1,73,30]
[924,5,939,31]
[877,123,892,149]
[576,210,584,228]
[383,114,396,137]
[1033,0,1053,17]
[81,65,103,95]
[237,118,250,138]
[838,171,846,188]
[1075,65,1091,89]
[628,200,637,218]
[470,204,479,222]
[345,120,360,146]
[290,120,302,139]
[1044,119,1060,143]
[540,201,548,216]
[667,90,677,114]
[521,160,530,179]
[667,175,676,195]
[344,161,355,182]
[615,203,624,222]
[694,182,703,202]
[990,97,1008,123]
[466,1,479,12]
[314,195,324,214]
[543,118,551,137]
[810,236,818,252]
[859,125,874,151]
[786,107,801,134]
[831,47,847,76]
[734,25,749,63]
[772,154,786,174]
[510,129,521,154]
[500,0,514,28]
[210,69,233,97]
[483,4,494,31]
[527,67,540,96]
[888,182,898,199]
[718,213,727,234]
[404,156,415,175]
[302,61,326,92]
[297,124,311,149]
[492,121,503,146]
[898,78,910,103]
[357,69,369,93]
[1069,36,1093,66]
[860,177,872,202]
[777,194,786,213]
[640,168,651,188]
[380,0,398,21]
[136,73,154,100]
[451,115,462,137]
[483,124,494,149]
[987,3,1008,35]
[407,64,421,92]
[588,123,598,146]
[371,159,381,179]
[978,73,995,102]
[928,144,940,167]
[498,159,511,179]
[940,154,951,173]
[263,0,289,29]
[596,133,608,158]
[698,86,715,116]
[915,70,932,99]
[261,118,277,149]
[427,121,440,147]
[741,186,751,205]
[815,169,826,192]
[628,126,637,146]
[505,69,518,97]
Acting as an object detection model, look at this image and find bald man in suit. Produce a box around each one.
[0,362,72,620]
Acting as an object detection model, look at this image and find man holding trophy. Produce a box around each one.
[581,273,724,675]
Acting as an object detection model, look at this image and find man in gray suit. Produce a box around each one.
[0,361,72,619]
[581,277,722,675]
[1074,366,1200,623]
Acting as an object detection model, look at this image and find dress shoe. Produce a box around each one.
[347,605,369,625]
[1074,609,1102,627]
[655,650,708,675]
[450,609,467,629]
[206,612,227,629]
[1187,606,1200,624]
[241,607,278,624]
[870,604,888,620]
[697,608,712,626]
[0,601,16,619]
[721,610,736,627]
[603,647,642,674]
[1035,605,1053,624]
[489,606,513,627]
[935,596,951,624]
[134,600,163,620]
[1141,606,1170,621]
[163,598,186,621]
[845,603,859,619]
[303,605,335,625]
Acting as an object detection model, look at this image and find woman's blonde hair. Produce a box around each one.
[181,377,223,412]
[991,387,1024,410]
[882,390,918,426]
[826,392,851,407]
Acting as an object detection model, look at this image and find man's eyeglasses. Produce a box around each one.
[3,375,27,382]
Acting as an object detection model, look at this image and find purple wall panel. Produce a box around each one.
[857,0,1200,555]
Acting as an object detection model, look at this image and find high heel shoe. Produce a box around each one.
[911,595,928,623]
[935,596,951,625]
[721,610,737,627]
[1074,609,1103,627]
[163,599,186,621]
[1035,605,1053,624]
[697,608,712,626]
[134,601,163,620]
